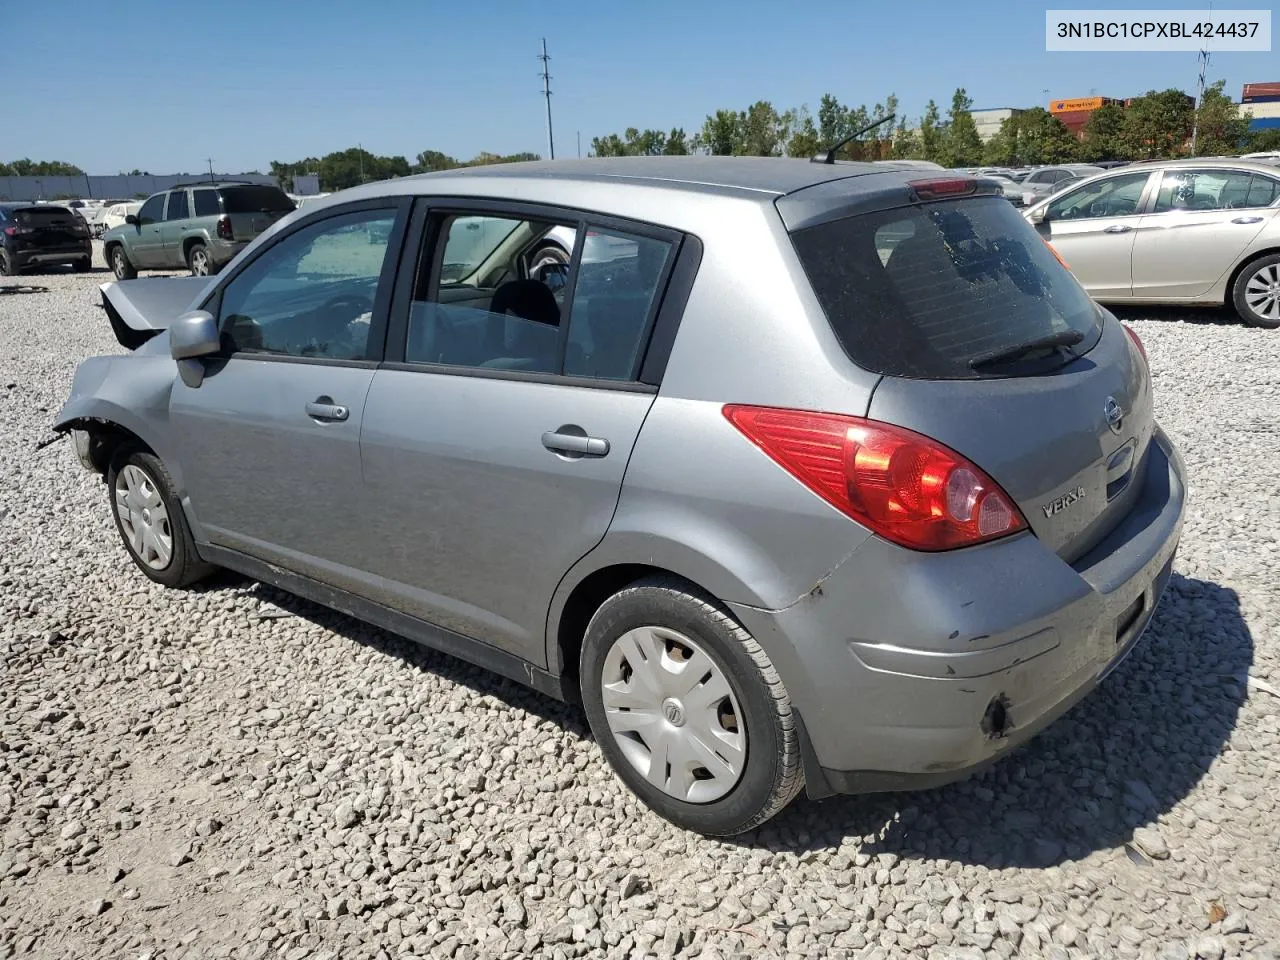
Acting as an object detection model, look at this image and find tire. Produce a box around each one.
[579,575,804,836]
[0,249,16,277]
[186,242,211,277]
[1232,252,1280,329]
[106,447,215,589]
[74,257,91,273]
[109,245,136,281]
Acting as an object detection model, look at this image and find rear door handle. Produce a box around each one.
[1103,224,1132,234]
[306,397,349,422]
[1231,216,1264,224]
[542,429,610,458]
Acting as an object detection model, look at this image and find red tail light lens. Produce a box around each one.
[723,405,1029,551]
[216,215,233,241]
[3,225,32,237]
[1123,325,1146,363]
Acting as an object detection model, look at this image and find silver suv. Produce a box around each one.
[55,158,1185,836]
[102,181,295,279]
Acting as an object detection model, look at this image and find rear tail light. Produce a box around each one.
[908,177,977,200]
[723,405,1028,551]
[1123,325,1147,363]
[3,225,32,237]
[216,215,233,241]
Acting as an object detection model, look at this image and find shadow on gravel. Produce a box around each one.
[1109,303,1242,327]
[741,574,1253,867]
[216,574,592,737]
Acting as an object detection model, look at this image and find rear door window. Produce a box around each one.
[1245,174,1280,208]
[790,196,1102,380]
[1153,169,1256,212]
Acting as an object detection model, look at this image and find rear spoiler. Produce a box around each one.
[99,277,214,350]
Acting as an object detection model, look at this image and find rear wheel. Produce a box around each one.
[1233,253,1280,329]
[0,250,16,276]
[579,576,804,836]
[106,448,215,589]
[109,245,136,280]
[186,242,211,277]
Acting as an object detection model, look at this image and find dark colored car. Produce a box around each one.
[0,203,92,276]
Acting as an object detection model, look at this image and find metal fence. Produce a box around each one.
[0,173,279,202]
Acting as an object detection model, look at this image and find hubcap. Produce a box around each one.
[114,464,173,570]
[600,626,746,803]
[192,251,208,275]
[1244,263,1280,321]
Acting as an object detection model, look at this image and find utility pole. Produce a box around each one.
[538,38,555,160]
[358,143,365,183]
[1190,47,1211,155]
[577,130,581,158]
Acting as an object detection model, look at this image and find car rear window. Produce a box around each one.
[218,186,295,214]
[11,207,76,226]
[789,197,1102,379]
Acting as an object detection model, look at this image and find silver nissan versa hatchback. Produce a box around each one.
[54,157,1186,836]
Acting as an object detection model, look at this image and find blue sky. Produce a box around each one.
[8,0,1275,174]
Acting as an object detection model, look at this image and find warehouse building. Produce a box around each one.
[970,107,1024,143]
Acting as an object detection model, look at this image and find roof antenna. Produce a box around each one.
[812,113,896,165]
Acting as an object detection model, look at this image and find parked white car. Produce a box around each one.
[99,201,142,234]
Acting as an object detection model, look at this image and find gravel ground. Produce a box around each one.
[2,243,1279,960]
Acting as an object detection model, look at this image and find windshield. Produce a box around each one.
[218,186,295,214]
[790,196,1102,379]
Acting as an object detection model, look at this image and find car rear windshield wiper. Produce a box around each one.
[967,329,1085,370]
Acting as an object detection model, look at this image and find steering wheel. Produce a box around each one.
[295,293,375,357]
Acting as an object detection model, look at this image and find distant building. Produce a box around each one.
[970,108,1024,143]
[292,174,321,196]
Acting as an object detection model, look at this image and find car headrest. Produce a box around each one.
[490,279,560,327]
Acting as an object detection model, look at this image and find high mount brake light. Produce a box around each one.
[723,405,1029,551]
[908,177,978,200]
[1123,325,1147,363]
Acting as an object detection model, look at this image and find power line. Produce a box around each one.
[538,38,555,160]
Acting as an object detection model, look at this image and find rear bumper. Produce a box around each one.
[729,425,1186,796]
[13,243,90,266]
[208,238,247,266]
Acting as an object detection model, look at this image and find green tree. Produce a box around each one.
[1079,104,1126,161]
[1193,80,1251,156]
[1248,128,1280,151]
[739,101,785,156]
[785,107,822,158]
[943,88,983,167]
[663,128,689,155]
[2,159,85,176]
[817,93,850,146]
[1017,108,1079,164]
[919,100,943,164]
[415,150,460,172]
[1121,89,1194,159]
[699,109,742,156]
[892,115,920,159]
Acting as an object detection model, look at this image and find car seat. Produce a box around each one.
[482,279,561,372]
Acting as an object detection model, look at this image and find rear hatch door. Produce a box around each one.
[786,190,1152,561]
[13,206,85,251]
[219,186,296,241]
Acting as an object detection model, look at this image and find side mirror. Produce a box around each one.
[170,310,220,360]
[125,214,139,225]
[1028,206,1048,225]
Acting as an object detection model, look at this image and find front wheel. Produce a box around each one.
[1233,253,1280,328]
[0,249,16,276]
[579,576,804,836]
[186,242,211,277]
[107,448,215,588]
[109,245,136,280]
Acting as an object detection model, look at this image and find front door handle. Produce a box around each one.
[306,397,349,422]
[1231,216,1264,224]
[542,429,609,458]
[1103,224,1132,234]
